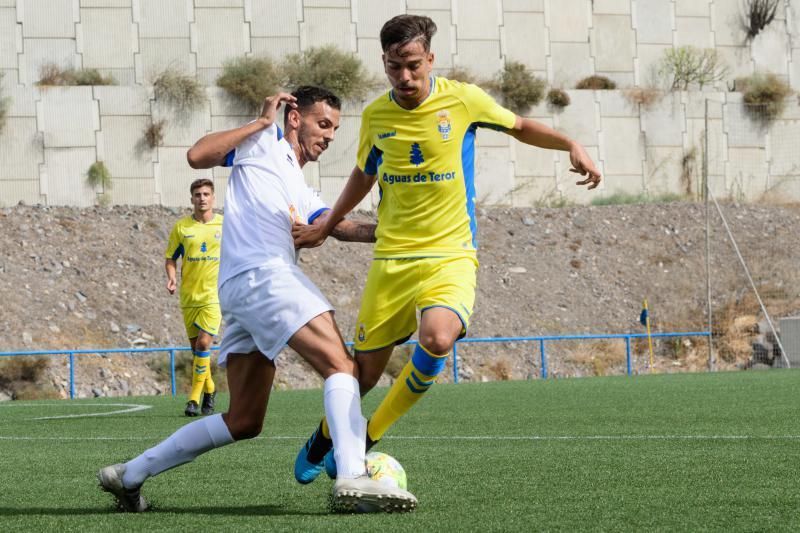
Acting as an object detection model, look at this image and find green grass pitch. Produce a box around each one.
[1,370,799,531]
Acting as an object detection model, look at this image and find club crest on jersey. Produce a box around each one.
[201,241,207,253]
[288,204,302,224]
[437,110,452,140]
[357,323,366,343]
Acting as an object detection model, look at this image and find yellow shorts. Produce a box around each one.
[182,304,221,339]
[354,256,478,352]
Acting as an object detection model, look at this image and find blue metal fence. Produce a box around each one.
[0,331,711,399]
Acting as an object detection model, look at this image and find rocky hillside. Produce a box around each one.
[2,201,799,399]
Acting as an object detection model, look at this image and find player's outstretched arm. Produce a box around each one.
[507,116,602,190]
[292,165,376,248]
[186,93,298,169]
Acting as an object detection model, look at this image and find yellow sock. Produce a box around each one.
[320,417,331,439]
[203,370,216,395]
[367,344,448,441]
[189,353,210,404]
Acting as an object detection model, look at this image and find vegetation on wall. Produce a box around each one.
[282,46,381,101]
[217,56,280,111]
[153,67,205,112]
[546,88,570,109]
[143,119,166,148]
[655,47,728,90]
[0,73,9,133]
[86,161,112,191]
[743,0,780,40]
[737,72,793,120]
[575,75,616,90]
[487,61,545,115]
[37,64,116,86]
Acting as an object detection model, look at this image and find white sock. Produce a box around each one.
[122,413,234,488]
[324,373,367,479]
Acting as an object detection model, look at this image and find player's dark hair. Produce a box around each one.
[284,86,342,123]
[380,14,437,52]
[190,178,214,194]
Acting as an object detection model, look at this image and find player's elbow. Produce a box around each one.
[186,147,203,169]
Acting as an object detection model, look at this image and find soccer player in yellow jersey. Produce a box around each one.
[292,14,603,484]
[165,178,222,417]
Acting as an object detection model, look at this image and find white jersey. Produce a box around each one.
[218,123,328,287]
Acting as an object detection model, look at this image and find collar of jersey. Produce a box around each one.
[389,76,436,110]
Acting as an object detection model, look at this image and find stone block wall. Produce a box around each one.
[1,0,799,207]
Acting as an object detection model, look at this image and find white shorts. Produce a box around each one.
[217,264,333,367]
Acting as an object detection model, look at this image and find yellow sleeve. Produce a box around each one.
[356,106,381,175]
[461,83,517,130]
[164,222,183,260]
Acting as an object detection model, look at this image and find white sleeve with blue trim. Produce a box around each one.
[222,122,283,167]
[303,186,329,224]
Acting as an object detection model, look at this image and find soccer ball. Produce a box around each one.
[365,451,407,490]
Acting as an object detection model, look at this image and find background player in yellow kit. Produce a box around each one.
[292,14,603,483]
[165,178,222,417]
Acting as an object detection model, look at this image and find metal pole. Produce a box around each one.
[170,349,177,397]
[539,339,547,378]
[69,352,75,399]
[452,342,459,384]
[705,98,715,371]
[625,336,632,376]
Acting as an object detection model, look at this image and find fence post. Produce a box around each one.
[170,349,176,397]
[452,342,459,384]
[625,336,632,376]
[69,352,75,399]
[539,339,547,378]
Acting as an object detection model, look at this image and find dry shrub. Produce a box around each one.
[575,75,616,90]
[0,72,9,133]
[656,47,727,90]
[623,87,663,109]
[737,72,793,120]
[487,357,513,381]
[282,45,381,101]
[144,120,166,148]
[487,61,546,115]
[546,88,570,108]
[37,63,116,86]
[564,340,626,376]
[0,357,59,399]
[445,66,482,85]
[217,56,280,111]
[153,67,205,112]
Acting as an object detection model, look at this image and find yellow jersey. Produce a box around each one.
[357,77,516,258]
[165,214,223,307]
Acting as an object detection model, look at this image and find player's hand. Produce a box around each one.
[166,278,177,295]
[569,142,602,190]
[257,93,297,129]
[292,221,330,249]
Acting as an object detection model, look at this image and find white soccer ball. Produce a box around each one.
[365,451,408,490]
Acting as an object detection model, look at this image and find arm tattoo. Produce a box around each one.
[331,220,377,243]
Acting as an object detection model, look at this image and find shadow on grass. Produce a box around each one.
[0,504,327,517]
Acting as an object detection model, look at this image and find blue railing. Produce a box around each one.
[0,331,711,399]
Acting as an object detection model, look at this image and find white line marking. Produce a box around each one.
[0,402,152,420]
[0,434,799,442]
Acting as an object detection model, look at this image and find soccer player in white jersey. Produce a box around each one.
[97,86,417,513]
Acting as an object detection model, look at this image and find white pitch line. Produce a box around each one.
[0,402,152,420]
[1,434,799,442]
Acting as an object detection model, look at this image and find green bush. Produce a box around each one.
[737,72,793,120]
[87,161,112,190]
[546,88,570,108]
[575,75,616,90]
[37,63,116,86]
[655,47,728,90]
[488,61,545,115]
[282,45,381,101]
[153,67,205,112]
[217,56,281,111]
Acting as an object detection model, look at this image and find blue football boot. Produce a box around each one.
[294,423,333,484]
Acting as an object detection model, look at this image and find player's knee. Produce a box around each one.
[418,333,455,355]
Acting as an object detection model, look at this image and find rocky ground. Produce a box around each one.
[2,201,799,400]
